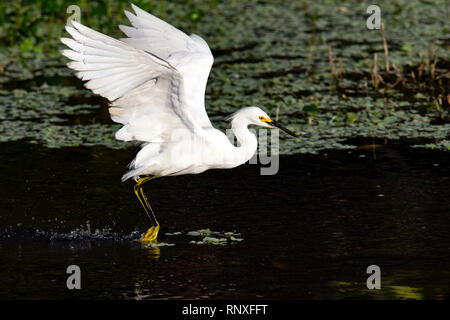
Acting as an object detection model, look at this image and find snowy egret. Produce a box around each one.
[61,4,297,242]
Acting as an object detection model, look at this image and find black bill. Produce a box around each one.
[270,121,298,137]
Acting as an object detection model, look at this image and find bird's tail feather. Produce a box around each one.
[121,143,160,182]
[121,168,142,182]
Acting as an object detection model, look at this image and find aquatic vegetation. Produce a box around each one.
[187,229,244,245]
[165,228,244,245]
[0,0,448,152]
[145,242,176,247]
[412,140,450,151]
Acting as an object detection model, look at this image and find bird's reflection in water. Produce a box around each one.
[141,242,161,260]
[132,244,162,300]
[133,274,153,300]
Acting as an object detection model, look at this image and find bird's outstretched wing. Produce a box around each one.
[60,4,214,143]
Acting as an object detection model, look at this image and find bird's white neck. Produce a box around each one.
[230,117,258,165]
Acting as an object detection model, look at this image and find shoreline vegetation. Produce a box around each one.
[0,0,448,152]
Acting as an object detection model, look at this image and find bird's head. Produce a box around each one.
[228,106,298,137]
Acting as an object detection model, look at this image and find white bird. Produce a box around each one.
[61,4,297,242]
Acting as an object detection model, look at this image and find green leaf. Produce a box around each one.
[346,112,357,124]
[303,104,319,114]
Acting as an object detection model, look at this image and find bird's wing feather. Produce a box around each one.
[119,4,214,129]
[61,5,213,143]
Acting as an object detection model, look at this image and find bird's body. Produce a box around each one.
[123,110,260,179]
[61,4,296,242]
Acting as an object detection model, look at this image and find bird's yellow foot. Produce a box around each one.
[140,224,160,243]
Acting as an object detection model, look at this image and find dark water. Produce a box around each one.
[0,139,449,300]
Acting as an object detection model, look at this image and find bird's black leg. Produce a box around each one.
[134,176,160,242]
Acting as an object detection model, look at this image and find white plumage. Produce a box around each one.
[61,4,296,182]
